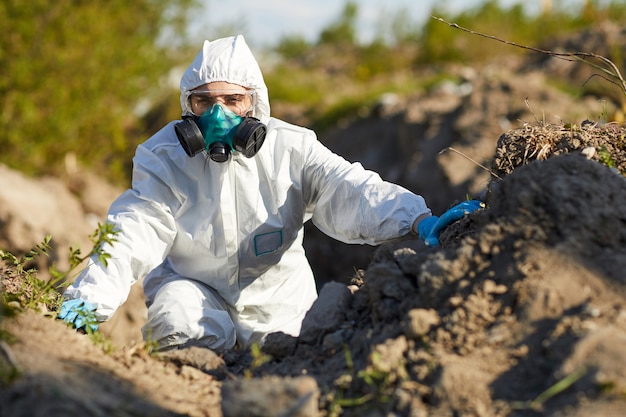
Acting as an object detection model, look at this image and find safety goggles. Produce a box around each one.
[185,89,255,117]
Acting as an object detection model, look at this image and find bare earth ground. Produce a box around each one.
[1,121,626,417]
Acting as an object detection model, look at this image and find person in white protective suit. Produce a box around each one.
[58,35,481,352]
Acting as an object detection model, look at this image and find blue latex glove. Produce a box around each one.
[58,299,99,333]
[418,200,483,247]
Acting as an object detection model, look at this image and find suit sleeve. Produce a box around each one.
[64,144,179,321]
[301,133,431,245]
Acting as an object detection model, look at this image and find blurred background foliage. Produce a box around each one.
[0,0,198,185]
[1,0,625,186]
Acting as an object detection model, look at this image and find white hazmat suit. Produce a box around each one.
[64,35,431,351]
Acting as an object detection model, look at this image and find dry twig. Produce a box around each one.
[432,16,626,100]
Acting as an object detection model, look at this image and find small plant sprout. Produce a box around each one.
[243,342,272,379]
[1,223,118,349]
[327,344,375,417]
[598,145,617,169]
[511,367,588,411]
[0,236,59,313]
[1,222,118,316]
[52,222,119,286]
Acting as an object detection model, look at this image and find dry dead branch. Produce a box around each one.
[432,16,626,101]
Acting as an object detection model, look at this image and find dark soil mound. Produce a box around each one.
[247,123,626,416]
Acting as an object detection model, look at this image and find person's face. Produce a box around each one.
[186,81,255,117]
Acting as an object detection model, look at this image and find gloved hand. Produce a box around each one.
[58,299,99,333]
[418,200,483,247]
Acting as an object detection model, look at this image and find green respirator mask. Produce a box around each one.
[174,104,267,162]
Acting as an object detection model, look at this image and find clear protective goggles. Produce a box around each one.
[185,89,256,117]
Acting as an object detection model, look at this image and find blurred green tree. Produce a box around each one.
[0,0,198,185]
[318,1,358,46]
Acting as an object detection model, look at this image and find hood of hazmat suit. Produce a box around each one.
[64,35,430,352]
[179,35,270,124]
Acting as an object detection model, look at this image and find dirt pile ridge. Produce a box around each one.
[247,123,626,417]
[1,122,626,417]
